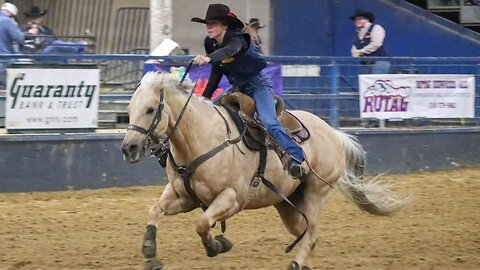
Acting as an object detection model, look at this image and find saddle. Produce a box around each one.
[216,92,310,152]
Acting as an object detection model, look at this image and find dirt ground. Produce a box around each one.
[0,168,479,270]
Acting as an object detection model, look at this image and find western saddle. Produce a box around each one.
[216,91,310,155]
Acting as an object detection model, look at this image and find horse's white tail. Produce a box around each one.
[334,130,411,216]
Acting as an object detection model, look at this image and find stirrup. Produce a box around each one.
[287,160,308,180]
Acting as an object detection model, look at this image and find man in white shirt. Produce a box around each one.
[350,9,390,74]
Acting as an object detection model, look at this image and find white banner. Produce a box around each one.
[359,74,475,119]
[6,68,100,129]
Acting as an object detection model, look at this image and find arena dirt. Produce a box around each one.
[0,167,479,270]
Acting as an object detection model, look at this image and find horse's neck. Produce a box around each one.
[165,89,223,163]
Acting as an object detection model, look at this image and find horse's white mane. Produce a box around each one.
[140,72,182,91]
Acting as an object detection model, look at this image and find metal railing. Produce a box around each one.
[0,54,479,129]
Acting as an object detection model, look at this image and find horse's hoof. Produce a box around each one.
[144,257,164,270]
[202,238,223,257]
[288,261,301,270]
[215,235,233,253]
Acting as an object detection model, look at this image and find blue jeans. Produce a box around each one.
[242,72,305,163]
[371,60,391,74]
[41,40,86,54]
[359,60,391,74]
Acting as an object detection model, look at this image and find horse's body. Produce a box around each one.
[121,72,410,270]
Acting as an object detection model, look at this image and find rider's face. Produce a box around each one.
[206,21,226,39]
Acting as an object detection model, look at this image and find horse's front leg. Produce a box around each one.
[143,182,196,270]
[196,187,239,257]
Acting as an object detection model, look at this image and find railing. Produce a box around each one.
[100,48,149,89]
[0,54,479,129]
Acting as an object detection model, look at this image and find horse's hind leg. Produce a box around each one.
[275,183,331,270]
[196,187,239,257]
[143,183,196,270]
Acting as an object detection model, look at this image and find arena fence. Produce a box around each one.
[0,54,479,129]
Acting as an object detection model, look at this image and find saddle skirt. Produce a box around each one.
[217,92,310,152]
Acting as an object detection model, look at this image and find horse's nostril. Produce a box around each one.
[122,143,139,156]
[128,144,139,154]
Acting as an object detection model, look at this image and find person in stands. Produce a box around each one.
[22,6,87,54]
[0,3,24,88]
[350,9,390,74]
[244,18,265,54]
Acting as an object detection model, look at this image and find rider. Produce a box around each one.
[191,4,307,179]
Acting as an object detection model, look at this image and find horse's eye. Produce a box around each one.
[146,107,155,114]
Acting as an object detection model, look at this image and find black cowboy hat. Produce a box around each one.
[349,9,375,22]
[191,4,244,29]
[246,18,265,29]
[24,6,48,17]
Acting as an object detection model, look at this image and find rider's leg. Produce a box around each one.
[243,72,306,178]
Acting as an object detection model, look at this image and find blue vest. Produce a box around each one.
[353,24,387,57]
[205,29,267,86]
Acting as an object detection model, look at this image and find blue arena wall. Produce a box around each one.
[0,128,479,192]
[273,0,480,57]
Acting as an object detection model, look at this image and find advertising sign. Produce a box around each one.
[6,68,100,129]
[359,74,475,119]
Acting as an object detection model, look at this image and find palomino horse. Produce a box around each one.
[121,72,410,270]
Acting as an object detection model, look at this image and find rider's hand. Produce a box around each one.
[193,55,211,65]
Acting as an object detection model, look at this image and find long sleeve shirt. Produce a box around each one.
[351,22,386,57]
[0,13,25,54]
[203,36,248,98]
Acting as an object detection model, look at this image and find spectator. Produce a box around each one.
[244,18,265,54]
[0,3,24,88]
[0,3,24,53]
[350,9,390,74]
[22,6,86,54]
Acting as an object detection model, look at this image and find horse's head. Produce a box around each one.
[121,72,192,163]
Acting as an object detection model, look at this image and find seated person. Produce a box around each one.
[21,6,87,54]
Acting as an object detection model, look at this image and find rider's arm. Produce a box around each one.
[207,36,247,64]
[202,64,223,99]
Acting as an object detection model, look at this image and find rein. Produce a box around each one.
[160,60,195,145]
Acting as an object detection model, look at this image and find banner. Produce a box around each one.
[144,63,283,99]
[359,74,475,119]
[6,68,100,129]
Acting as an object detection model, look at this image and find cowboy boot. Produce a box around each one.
[287,159,309,180]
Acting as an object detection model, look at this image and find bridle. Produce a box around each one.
[126,85,165,145]
[126,60,196,150]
